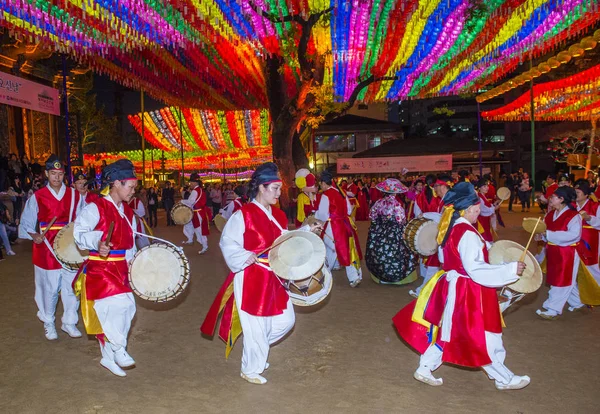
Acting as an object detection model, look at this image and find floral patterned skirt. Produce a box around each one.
[366,217,417,285]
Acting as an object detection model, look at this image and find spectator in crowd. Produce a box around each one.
[287,180,299,223]
[10,176,25,224]
[0,201,16,257]
[20,155,31,186]
[162,181,175,226]
[0,151,8,191]
[147,187,159,228]
[518,172,532,212]
[210,184,222,218]
[8,153,21,180]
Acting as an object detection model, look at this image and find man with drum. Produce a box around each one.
[201,162,322,385]
[18,155,82,340]
[219,185,246,220]
[409,174,453,298]
[315,170,363,287]
[73,159,139,377]
[393,182,530,390]
[181,173,210,254]
[128,192,150,248]
[74,172,99,211]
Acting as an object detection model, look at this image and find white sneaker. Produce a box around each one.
[495,375,530,390]
[240,372,267,385]
[181,240,193,245]
[6,250,15,256]
[568,305,585,312]
[198,246,208,255]
[408,290,418,299]
[100,358,127,377]
[349,279,361,288]
[414,369,443,386]
[264,362,270,371]
[536,309,559,320]
[114,347,135,368]
[61,324,82,338]
[44,323,58,341]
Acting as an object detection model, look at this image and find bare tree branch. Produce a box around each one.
[298,7,334,80]
[346,75,397,109]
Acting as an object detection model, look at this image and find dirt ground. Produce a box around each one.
[1,206,598,414]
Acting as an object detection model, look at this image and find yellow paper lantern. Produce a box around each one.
[529,68,542,78]
[580,37,597,51]
[547,58,561,68]
[568,44,584,57]
[593,29,600,42]
[538,63,551,73]
[556,51,572,63]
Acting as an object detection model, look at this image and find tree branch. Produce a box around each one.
[346,75,397,109]
[298,7,334,80]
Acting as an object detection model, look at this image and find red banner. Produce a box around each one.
[337,155,452,174]
[0,72,60,115]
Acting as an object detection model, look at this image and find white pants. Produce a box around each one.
[415,266,440,295]
[323,224,361,283]
[183,221,207,248]
[419,332,515,385]
[34,265,79,325]
[543,255,583,314]
[94,293,136,349]
[233,272,295,376]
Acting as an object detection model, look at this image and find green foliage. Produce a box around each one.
[68,72,119,153]
[432,105,456,117]
[304,83,346,129]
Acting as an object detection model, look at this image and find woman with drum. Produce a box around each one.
[366,179,417,285]
[393,182,530,390]
[201,162,322,385]
[535,185,599,319]
[73,159,139,377]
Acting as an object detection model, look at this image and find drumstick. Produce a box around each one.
[40,217,57,238]
[520,217,541,263]
[105,222,115,245]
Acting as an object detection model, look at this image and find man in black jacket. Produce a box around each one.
[162,181,176,226]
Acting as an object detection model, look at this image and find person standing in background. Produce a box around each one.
[147,187,159,228]
[210,184,222,218]
[288,180,299,224]
[518,172,532,213]
[162,181,175,226]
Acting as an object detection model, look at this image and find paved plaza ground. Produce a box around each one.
[0,206,598,413]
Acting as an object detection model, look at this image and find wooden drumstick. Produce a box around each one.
[520,217,541,264]
[105,222,115,245]
[40,216,57,238]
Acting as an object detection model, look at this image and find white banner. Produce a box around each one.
[337,155,452,174]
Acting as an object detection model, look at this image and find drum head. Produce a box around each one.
[414,220,439,256]
[488,240,543,293]
[269,231,326,281]
[522,217,547,234]
[128,244,190,302]
[214,214,227,232]
[288,266,333,307]
[497,187,511,201]
[171,203,193,225]
[53,222,88,269]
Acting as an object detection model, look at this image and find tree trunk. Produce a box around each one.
[272,112,302,210]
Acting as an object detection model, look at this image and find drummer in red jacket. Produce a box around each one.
[73,159,139,377]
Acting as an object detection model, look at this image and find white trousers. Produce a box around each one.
[34,265,79,325]
[183,221,207,247]
[419,332,515,385]
[323,225,361,283]
[543,255,583,314]
[94,293,136,349]
[233,272,295,376]
[415,266,440,295]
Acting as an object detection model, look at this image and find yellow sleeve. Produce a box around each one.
[297,193,310,223]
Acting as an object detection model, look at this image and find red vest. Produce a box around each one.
[232,198,244,214]
[577,200,599,267]
[85,197,135,301]
[416,191,442,267]
[190,187,210,235]
[545,208,580,287]
[240,203,290,316]
[545,183,558,199]
[84,191,99,205]
[477,193,494,242]
[33,186,79,270]
[322,187,363,266]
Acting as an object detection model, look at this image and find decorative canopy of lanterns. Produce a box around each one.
[127,108,271,152]
[1,1,598,107]
[481,64,600,122]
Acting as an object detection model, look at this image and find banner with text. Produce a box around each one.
[337,155,452,174]
[0,72,60,115]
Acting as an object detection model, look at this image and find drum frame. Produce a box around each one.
[128,243,191,302]
[53,222,89,271]
[171,202,193,225]
[282,266,333,307]
[403,217,438,256]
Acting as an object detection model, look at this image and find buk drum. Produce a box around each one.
[403,217,439,256]
[128,243,190,302]
[53,222,89,270]
[214,214,227,232]
[171,202,193,225]
[282,266,333,307]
